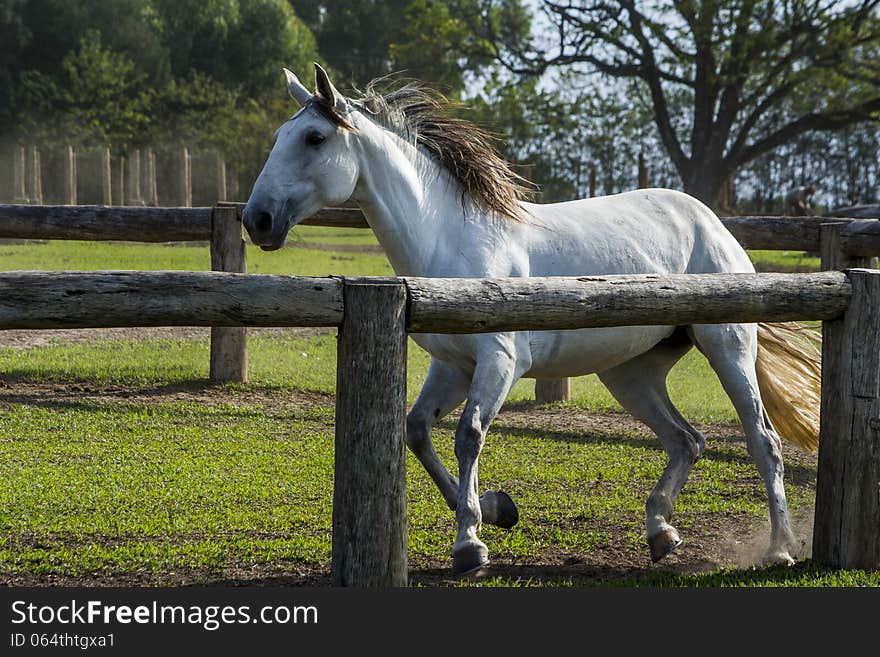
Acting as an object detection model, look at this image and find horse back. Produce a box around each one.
[518,188,754,277]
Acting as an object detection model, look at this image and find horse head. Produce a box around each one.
[242,64,359,251]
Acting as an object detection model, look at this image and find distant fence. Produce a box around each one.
[1,203,879,392]
[0,268,876,584]
[2,144,234,208]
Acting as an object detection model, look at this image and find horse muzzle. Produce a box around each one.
[242,203,293,251]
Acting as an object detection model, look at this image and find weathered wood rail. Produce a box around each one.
[0,203,365,240]
[405,271,850,333]
[0,270,851,330]
[3,204,880,253]
[0,268,876,581]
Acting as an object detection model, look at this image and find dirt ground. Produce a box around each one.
[0,327,819,587]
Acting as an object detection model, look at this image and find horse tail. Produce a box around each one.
[755,322,822,453]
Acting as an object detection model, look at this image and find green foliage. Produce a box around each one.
[60,35,154,150]
[289,0,412,87]
[390,0,472,93]
[288,0,529,96]
[2,0,318,187]
[389,0,529,96]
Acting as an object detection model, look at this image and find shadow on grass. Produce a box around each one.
[409,560,858,587]
[0,370,215,390]
[199,560,852,588]
[1,374,816,487]
[447,408,818,488]
[0,376,323,418]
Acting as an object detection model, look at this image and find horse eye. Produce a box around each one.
[305,131,326,147]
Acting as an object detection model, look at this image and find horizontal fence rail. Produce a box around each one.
[0,204,366,241]
[0,270,852,332]
[405,271,851,333]
[0,271,343,329]
[3,203,880,256]
[0,204,213,242]
[717,215,880,253]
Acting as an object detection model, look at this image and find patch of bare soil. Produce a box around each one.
[0,387,818,587]
[0,326,333,349]
[0,379,335,413]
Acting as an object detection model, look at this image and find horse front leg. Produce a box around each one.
[407,358,520,529]
[451,345,522,575]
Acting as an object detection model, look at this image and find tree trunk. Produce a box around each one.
[681,164,728,210]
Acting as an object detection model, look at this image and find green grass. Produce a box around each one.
[286,225,382,247]
[0,336,828,586]
[0,237,391,277]
[0,401,336,574]
[1,242,820,273]
[0,333,736,422]
[747,249,820,272]
[0,391,837,585]
[0,237,869,586]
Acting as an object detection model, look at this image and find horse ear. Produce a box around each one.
[314,62,348,113]
[283,67,312,106]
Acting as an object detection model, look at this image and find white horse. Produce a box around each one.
[244,64,818,575]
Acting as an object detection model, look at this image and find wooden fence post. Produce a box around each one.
[535,379,571,404]
[12,145,28,204]
[332,280,408,586]
[216,152,227,202]
[814,268,880,569]
[127,149,144,206]
[115,156,125,207]
[29,146,43,205]
[821,222,879,270]
[146,149,158,206]
[209,206,247,382]
[101,147,112,205]
[179,146,192,207]
[63,145,77,205]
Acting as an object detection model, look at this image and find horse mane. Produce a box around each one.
[315,79,535,221]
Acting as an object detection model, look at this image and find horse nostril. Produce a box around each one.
[256,211,273,234]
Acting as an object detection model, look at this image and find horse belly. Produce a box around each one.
[524,326,675,378]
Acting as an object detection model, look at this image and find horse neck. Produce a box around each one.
[349,119,468,276]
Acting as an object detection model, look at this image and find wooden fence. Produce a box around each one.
[0,268,875,584]
[3,144,231,207]
[1,203,878,396]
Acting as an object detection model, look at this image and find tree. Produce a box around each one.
[0,0,30,124]
[60,34,153,150]
[490,1,880,207]
[389,0,530,95]
[287,0,529,95]
[468,71,677,202]
[2,0,320,194]
[289,0,411,86]
[1,0,166,128]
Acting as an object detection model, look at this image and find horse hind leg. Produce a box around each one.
[598,331,705,563]
[406,358,519,530]
[688,323,796,565]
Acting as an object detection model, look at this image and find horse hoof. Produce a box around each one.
[648,527,682,563]
[763,549,795,567]
[480,490,519,529]
[452,542,490,576]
